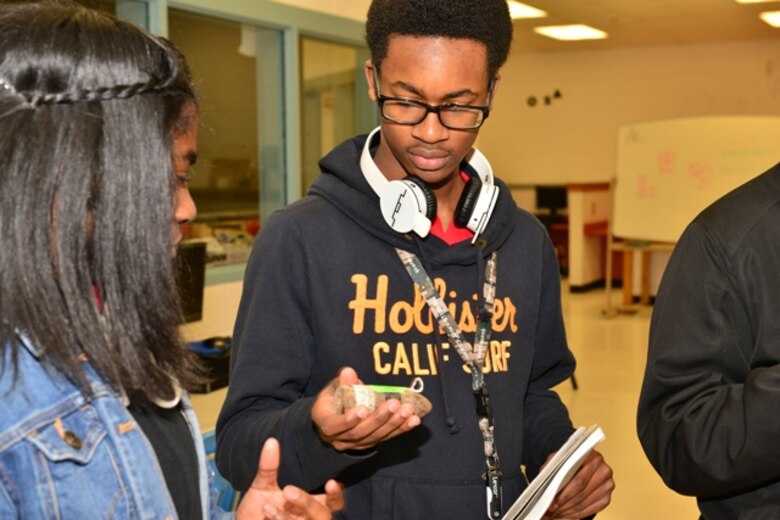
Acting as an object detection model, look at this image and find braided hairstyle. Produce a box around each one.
[0,0,201,404]
[0,73,179,110]
[365,0,513,81]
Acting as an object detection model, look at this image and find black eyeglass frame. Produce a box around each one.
[376,95,491,130]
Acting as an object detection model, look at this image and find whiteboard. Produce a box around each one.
[613,116,780,243]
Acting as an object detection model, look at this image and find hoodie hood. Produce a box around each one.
[308,132,518,267]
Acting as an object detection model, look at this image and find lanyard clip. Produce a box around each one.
[485,469,503,519]
[486,454,501,474]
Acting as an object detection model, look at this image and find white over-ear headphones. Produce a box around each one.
[360,126,499,243]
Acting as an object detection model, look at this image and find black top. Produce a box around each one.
[637,163,780,517]
[129,402,203,520]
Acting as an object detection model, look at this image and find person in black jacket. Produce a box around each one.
[637,163,780,518]
[216,1,614,518]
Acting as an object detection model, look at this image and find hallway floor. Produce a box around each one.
[556,282,699,519]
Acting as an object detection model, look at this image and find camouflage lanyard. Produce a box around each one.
[395,248,502,520]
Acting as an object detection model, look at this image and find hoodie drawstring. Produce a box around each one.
[398,239,496,435]
[411,236,461,433]
[395,242,503,518]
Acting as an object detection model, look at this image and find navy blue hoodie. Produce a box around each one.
[216,132,576,519]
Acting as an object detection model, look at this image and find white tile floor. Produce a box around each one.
[190,282,701,518]
[556,282,699,519]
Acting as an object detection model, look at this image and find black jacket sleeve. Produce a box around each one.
[637,221,780,497]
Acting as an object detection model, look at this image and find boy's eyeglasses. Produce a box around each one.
[376,96,490,130]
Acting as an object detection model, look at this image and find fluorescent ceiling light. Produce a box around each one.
[760,10,780,26]
[507,1,547,19]
[533,24,608,41]
[735,0,780,4]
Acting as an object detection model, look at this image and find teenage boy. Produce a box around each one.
[217,1,614,518]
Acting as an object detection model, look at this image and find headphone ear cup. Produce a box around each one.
[454,176,482,227]
[404,175,437,221]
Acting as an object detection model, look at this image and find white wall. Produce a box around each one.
[568,188,611,287]
[268,0,369,23]
[481,38,780,185]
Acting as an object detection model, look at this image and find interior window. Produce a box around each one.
[301,37,376,196]
[168,10,265,266]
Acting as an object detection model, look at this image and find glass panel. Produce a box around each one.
[116,1,149,29]
[169,11,284,267]
[301,38,376,197]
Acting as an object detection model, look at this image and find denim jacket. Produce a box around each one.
[0,335,231,519]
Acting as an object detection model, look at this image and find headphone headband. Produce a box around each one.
[360,126,498,242]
